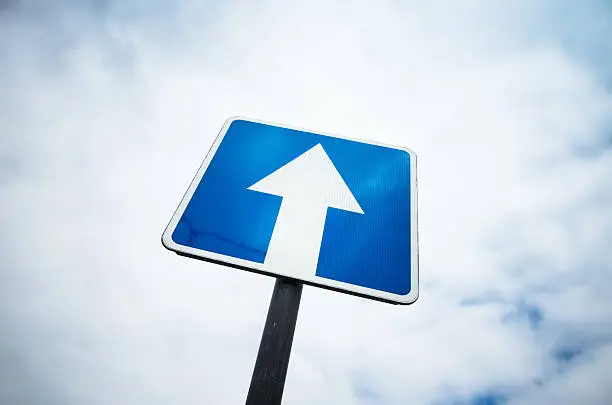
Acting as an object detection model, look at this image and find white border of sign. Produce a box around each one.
[162,117,419,305]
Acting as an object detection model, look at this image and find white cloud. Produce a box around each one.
[1,1,611,404]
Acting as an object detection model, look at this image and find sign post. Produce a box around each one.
[161,116,419,403]
[246,278,303,405]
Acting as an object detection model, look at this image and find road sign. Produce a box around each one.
[162,117,418,304]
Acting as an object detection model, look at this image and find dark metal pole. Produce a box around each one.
[246,278,303,405]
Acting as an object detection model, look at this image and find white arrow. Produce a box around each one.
[248,143,364,279]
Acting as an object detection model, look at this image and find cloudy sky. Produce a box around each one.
[2,0,612,404]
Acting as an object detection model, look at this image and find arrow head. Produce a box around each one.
[248,144,364,214]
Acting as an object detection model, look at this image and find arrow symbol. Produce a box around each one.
[248,143,364,279]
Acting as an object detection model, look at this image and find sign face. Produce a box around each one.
[162,117,418,304]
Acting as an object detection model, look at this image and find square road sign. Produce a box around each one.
[162,117,418,304]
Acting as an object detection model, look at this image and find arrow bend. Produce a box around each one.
[248,143,364,279]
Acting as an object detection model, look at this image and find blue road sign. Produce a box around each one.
[162,117,418,304]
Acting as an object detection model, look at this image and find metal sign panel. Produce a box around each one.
[162,117,418,304]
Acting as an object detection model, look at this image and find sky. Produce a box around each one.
[1,1,612,404]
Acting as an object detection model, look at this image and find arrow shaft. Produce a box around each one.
[264,198,328,279]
